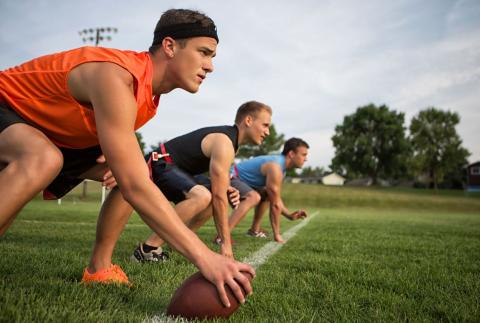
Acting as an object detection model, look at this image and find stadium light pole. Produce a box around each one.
[78,27,118,204]
[78,27,118,47]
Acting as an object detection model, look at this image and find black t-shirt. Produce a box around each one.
[163,125,239,175]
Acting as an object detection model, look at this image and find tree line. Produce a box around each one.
[331,104,470,189]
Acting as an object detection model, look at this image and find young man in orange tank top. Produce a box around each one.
[0,9,253,307]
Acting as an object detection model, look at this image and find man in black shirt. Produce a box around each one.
[96,101,272,264]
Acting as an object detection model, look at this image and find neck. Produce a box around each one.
[150,52,176,95]
[236,124,249,145]
[285,155,294,170]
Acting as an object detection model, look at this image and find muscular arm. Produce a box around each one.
[68,63,254,306]
[70,62,209,261]
[262,163,287,243]
[202,134,235,257]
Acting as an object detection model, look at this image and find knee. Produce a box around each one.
[21,145,63,182]
[188,185,212,208]
[245,191,261,206]
[35,145,63,177]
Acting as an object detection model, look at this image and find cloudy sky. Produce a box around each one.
[1,0,479,169]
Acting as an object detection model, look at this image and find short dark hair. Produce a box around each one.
[234,101,272,125]
[281,137,309,155]
[149,9,217,53]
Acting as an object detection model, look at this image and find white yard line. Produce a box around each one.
[242,211,317,269]
[146,211,318,323]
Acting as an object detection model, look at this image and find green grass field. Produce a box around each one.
[1,183,479,322]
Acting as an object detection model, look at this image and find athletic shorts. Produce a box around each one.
[44,145,103,199]
[149,158,215,204]
[0,102,103,199]
[0,102,28,132]
[193,175,252,201]
[228,177,268,201]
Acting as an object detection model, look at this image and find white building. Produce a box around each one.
[321,173,346,186]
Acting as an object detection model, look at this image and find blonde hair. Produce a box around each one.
[234,101,272,125]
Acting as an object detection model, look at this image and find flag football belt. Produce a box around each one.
[230,164,240,179]
[147,143,173,180]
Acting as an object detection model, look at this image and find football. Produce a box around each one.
[166,271,253,320]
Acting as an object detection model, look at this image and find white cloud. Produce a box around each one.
[1,0,479,166]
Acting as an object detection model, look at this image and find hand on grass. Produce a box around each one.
[288,210,307,220]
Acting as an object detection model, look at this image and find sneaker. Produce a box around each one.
[82,264,130,285]
[213,237,236,245]
[130,244,169,263]
[246,228,268,238]
[258,228,269,235]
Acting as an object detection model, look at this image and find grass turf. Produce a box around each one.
[1,183,479,322]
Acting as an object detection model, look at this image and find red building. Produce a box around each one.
[466,161,480,191]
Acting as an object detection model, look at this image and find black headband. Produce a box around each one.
[152,22,219,46]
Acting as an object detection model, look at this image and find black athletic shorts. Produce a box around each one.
[149,158,213,204]
[0,102,103,199]
[0,102,28,132]
[44,145,103,199]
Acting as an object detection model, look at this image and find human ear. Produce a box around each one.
[162,37,176,58]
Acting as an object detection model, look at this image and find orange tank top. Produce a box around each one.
[0,46,159,148]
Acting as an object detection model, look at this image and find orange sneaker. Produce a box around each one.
[82,264,131,286]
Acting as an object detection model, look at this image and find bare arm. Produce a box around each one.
[279,203,307,220]
[203,134,235,258]
[280,204,291,217]
[69,62,254,306]
[263,163,287,243]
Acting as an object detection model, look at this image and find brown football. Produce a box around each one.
[166,271,253,320]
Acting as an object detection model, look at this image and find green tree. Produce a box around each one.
[237,124,285,158]
[409,108,470,189]
[135,131,146,155]
[300,166,326,177]
[331,104,409,183]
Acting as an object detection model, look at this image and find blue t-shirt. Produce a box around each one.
[231,155,286,189]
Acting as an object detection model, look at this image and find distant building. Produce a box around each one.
[321,173,346,186]
[466,161,480,192]
[286,173,346,186]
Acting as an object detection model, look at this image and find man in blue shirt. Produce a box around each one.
[226,138,309,243]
